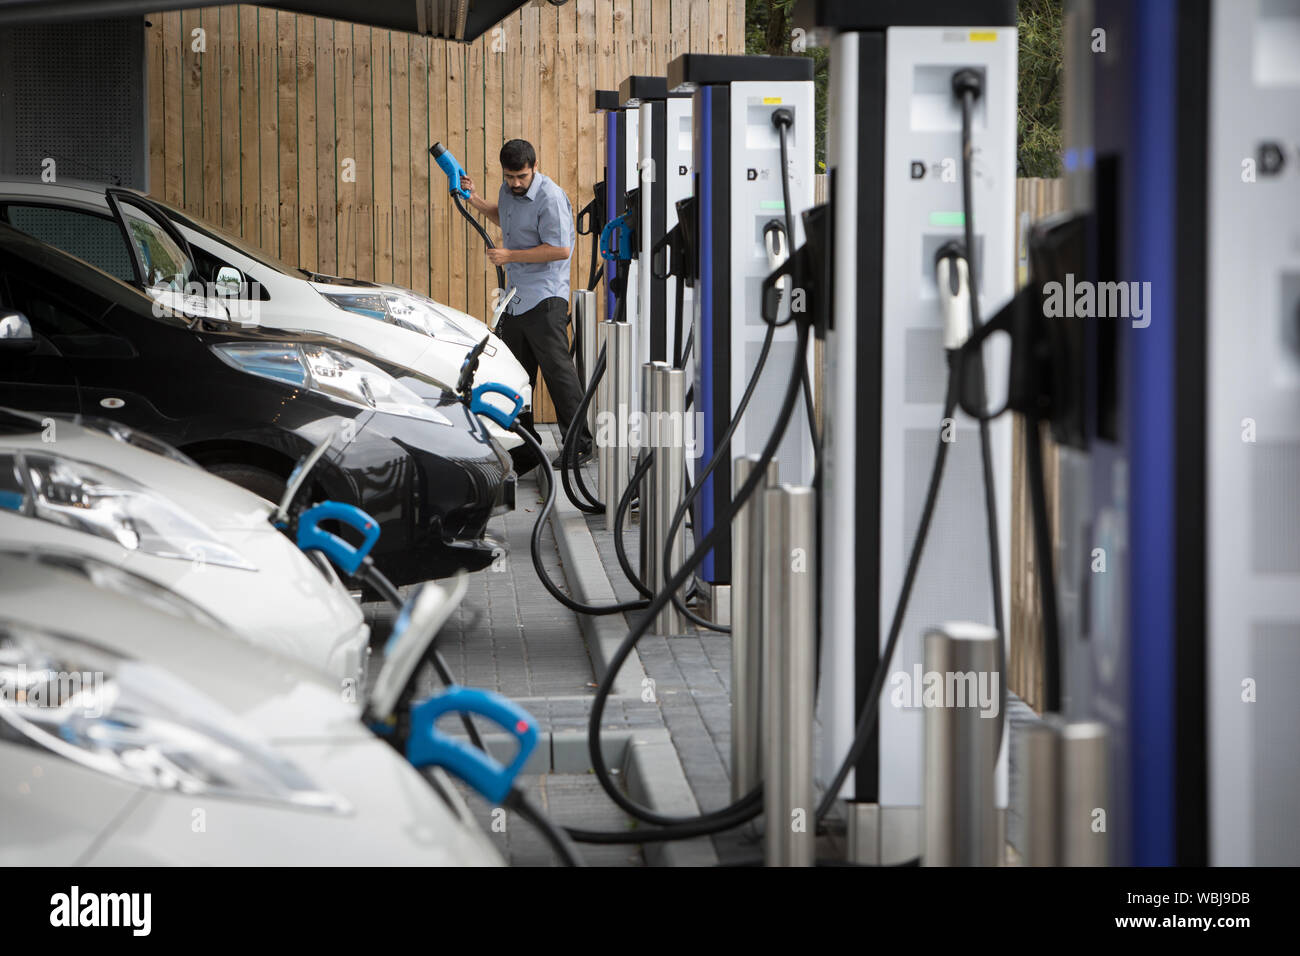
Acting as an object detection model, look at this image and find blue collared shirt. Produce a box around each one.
[497,171,574,314]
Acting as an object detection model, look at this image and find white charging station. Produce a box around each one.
[666,53,816,589]
[811,1,1018,864]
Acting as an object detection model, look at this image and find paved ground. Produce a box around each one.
[363,429,842,865]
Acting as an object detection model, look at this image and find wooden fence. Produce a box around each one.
[145,0,747,421]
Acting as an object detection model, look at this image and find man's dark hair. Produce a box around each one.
[500,139,536,172]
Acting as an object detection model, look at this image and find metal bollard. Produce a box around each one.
[762,484,817,867]
[638,362,660,587]
[1017,717,1109,866]
[597,321,610,511]
[1059,720,1108,866]
[922,623,1001,866]
[731,454,779,801]
[1017,720,1060,866]
[574,289,599,435]
[605,321,633,527]
[653,364,686,636]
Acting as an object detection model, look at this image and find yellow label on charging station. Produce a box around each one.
[762,96,783,104]
[969,31,997,42]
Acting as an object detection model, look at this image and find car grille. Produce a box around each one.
[448,455,507,509]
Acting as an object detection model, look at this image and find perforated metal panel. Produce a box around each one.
[0,17,146,189]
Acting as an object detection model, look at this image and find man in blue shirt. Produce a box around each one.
[462,139,592,465]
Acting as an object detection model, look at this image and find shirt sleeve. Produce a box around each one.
[537,188,572,250]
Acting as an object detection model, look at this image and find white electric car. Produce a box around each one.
[0,408,370,687]
[0,177,531,454]
[0,552,502,865]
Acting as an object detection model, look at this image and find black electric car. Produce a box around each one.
[0,217,513,584]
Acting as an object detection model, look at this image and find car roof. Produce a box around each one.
[0,176,141,206]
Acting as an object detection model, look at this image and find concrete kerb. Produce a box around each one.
[534,428,719,866]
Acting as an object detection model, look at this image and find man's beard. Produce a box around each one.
[510,186,527,195]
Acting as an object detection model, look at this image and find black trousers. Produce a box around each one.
[497,296,591,447]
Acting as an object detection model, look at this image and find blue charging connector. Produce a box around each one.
[470,382,525,430]
[430,142,471,200]
[295,500,381,577]
[600,214,634,262]
[406,685,539,804]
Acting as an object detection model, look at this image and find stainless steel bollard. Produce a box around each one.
[605,321,633,527]
[597,321,610,511]
[574,289,599,435]
[1059,720,1108,866]
[731,454,779,802]
[762,484,817,867]
[653,364,686,636]
[922,622,1001,866]
[1016,717,1109,866]
[1017,720,1060,866]
[638,362,659,587]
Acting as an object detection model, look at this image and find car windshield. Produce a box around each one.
[123,205,194,291]
[150,197,305,278]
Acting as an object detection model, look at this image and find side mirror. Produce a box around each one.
[0,311,36,353]
[214,265,243,296]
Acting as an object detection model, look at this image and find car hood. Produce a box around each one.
[0,554,367,742]
[0,413,278,531]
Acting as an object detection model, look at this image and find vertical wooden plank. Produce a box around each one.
[315,16,336,274]
[258,7,278,255]
[483,23,504,318]
[576,1,596,303]
[146,14,165,197]
[709,0,727,54]
[729,0,745,54]
[276,13,298,266]
[633,0,652,73]
[372,30,393,286]
[595,0,614,91]
[557,8,579,301]
[390,32,411,292]
[669,0,689,60]
[689,0,707,56]
[353,24,374,280]
[218,7,240,231]
[445,41,466,311]
[162,12,184,206]
[409,34,430,298]
[181,8,203,215]
[613,0,632,87]
[200,8,221,226]
[297,16,318,272]
[465,38,485,322]
[669,0,688,60]
[427,39,448,304]
[238,6,259,242]
[335,25,356,277]
[519,3,540,164]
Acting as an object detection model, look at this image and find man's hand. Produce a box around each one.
[459,174,478,201]
[460,174,500,225]
[486,247,514,266]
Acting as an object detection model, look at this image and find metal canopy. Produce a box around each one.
[0,0,531,42]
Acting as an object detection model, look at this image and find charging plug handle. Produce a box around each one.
[951,68,983,101]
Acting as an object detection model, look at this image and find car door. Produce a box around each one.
[0,266,85,417]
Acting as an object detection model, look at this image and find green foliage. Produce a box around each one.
[1018,0,1063,178]
[745,0,829,171]
[744,0,1066,178]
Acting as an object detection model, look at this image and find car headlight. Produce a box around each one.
[57,415,198,468]
[0,451,255,571]
[321,290,492,353]
[212,342,452,426]
[0,620,349,812]
[0,547,227,631]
